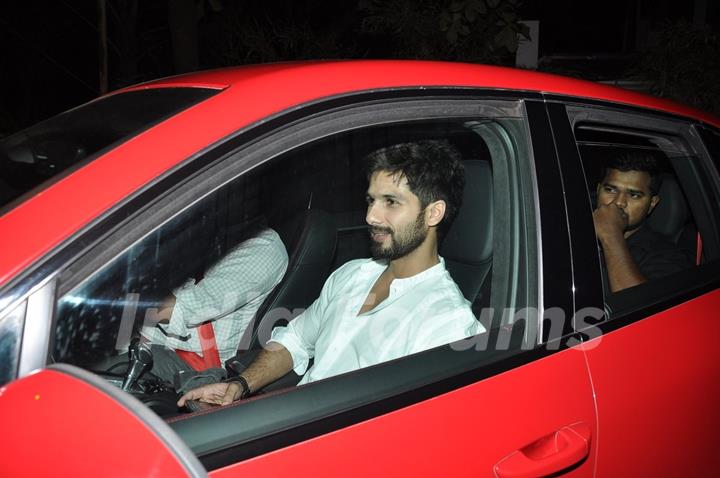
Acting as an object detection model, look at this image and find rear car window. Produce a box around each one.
[0,87,219,212]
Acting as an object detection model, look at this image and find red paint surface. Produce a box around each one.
[0,369,192,477]
[210,346,596,478]
[2,61,718,288]
[581,289,720,476]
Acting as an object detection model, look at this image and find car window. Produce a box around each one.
[0,87,219,213]
[49,98,538,453]
[0,301,25,386]
[566,105,720,317]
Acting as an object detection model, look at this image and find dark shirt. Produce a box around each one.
[601,225,693,293]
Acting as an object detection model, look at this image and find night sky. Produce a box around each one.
[1,0,718,137]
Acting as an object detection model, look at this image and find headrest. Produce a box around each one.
[647,174,688,240]
[440,160,493,263]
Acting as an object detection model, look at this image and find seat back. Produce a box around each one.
[647,173,688,244]
[440,160,493,304]
[240,209,337,352]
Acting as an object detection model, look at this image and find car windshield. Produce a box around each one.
[0,87,219,213]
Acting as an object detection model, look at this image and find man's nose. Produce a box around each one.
[614,192,627,208]
[366,202,381,225]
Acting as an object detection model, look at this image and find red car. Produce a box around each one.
[1,61,719,477]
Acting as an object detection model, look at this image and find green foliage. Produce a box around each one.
[358,0,529,64]
[633,21,720,116]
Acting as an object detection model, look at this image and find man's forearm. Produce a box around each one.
[240,342,294,393]
[601,234,647,293]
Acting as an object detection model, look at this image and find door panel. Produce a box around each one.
[210,347,596,478]
[582,290,720,476]
[0,364,206,477]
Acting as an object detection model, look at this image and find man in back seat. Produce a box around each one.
[593,151,692,293]
[178,140,484,407]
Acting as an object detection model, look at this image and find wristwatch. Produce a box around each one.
[224,374,251,399]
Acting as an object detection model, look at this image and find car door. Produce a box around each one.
[167,97,597,477]
[0,363,206,477]
[2,92,598,477]
[548,99,720,475]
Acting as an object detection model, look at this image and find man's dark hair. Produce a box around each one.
[365,140,465,235]
[603,151,663,195]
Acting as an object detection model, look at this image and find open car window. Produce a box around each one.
[566,105,720,319]
[50,97,538,463]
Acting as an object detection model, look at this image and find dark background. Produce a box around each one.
[1,0,718,138]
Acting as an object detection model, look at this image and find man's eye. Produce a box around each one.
[386,198,397,206]
[366,196,374,205]
[604,187,615,193]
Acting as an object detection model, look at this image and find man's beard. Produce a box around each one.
[369,212,427,260]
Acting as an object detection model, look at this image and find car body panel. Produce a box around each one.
[0,366,205,477]
[210,346,596,478]
[581,289,720,476]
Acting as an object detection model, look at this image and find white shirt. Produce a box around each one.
[141,228,288,363]
[270,257,484,385]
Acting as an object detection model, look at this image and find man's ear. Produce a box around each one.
[649,195,660,213]
[426,200,446,227]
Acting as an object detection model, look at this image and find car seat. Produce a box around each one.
[440,160,493,310]
[647,174,700,264]
[238,208,337,354]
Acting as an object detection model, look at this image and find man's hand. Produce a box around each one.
[177,382,242,407]
[593,203,627,243]
[177,345,294,410]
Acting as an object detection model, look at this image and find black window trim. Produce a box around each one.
[544,102,606,334]
[523,101,576,342]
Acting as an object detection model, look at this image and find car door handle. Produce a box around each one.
[494,422,592,478]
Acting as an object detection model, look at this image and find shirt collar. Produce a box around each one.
[362,257,447,296]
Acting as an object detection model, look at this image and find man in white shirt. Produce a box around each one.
[178,140,484,406]
[141,227,288,382]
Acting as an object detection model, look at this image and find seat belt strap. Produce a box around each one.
[175,322,222,371]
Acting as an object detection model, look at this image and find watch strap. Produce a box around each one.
[225,374,251,399]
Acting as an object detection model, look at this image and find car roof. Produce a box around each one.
[1,60,718,290]
[125,60,719,128]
